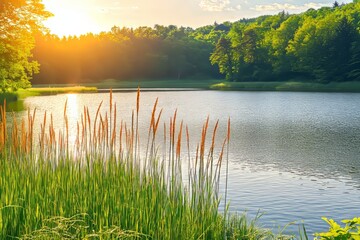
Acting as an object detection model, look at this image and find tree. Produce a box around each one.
[210,37,234,81]
[0,0,51,92]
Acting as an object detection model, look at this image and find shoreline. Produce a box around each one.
[2,80,360,104]
[33,80,360,93]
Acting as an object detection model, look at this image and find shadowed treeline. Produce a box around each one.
[210,1,360,82]
[32,26,222,84]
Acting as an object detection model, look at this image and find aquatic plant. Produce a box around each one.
[0,89,272,239]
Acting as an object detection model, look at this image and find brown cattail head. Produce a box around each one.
[176,121,183,158]
[151,98,159,130]
[136,87,140,114]
[211,120,219,151]
[154,109,163,136]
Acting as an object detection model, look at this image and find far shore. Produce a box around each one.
[2,80,360,104]
[32,79,360,93]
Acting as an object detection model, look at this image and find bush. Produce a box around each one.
[315,217,360,240]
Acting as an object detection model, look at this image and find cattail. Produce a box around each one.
[154,109,163,136]
[12,113,18,156]
[211,120,219,152]
[94,101,103,143]
[151,98,158,131]
[163,122,166,165]
[200,116,209,161]
[172,110,177,146]
[136,86,140,114]
[111,104,117,151]
[176,121,183,158]
[224,117,231,240]
[86,107,91,143]
[186,125,191,186]
[134,88,140,163]
[119,121,123,159]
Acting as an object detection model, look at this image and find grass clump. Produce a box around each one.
[16,86,98,99]
[0,89,270,239]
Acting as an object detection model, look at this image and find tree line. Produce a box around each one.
[32,26,223,84]
[211,1,360,83]
[2,1,360,91]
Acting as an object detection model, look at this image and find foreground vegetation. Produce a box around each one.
[0,90,279,239]
[1,90,359,239]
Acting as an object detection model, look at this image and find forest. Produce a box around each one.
[16,1,360,85]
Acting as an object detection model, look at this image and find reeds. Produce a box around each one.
[0,91,268,239]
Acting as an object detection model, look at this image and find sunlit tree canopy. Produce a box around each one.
[0,0,52,92]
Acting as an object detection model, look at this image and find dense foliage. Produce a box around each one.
[0,0,51,91]
[32,26,223,84]
[32,1,360,84]
[211,2,360,82]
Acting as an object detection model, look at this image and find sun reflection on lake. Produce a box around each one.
[65,94,79,144]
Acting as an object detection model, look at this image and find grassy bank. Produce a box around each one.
[0,86,98,104]
[0,91,280,239]
[32,79,220,90]
[83,79,221,89]
[32,80,360,92]
[3,80,360,105]
[17,86,98,97]
[210,81,360,92]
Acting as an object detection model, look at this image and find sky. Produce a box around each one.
[43,0,353,36]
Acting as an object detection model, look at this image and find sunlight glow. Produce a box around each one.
[41,0,355,37]
[43,0,101,36]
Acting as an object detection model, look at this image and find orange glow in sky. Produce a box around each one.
[42,0,352,37]
[43,0,102,36]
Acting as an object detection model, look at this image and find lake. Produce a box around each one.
[5,90,360,235]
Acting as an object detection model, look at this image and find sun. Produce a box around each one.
[43,0,101,37]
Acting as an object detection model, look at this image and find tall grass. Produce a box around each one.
[0,90,270,239]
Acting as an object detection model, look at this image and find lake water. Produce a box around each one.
[6,90,360,236]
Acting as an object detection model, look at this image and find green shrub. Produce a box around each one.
[315,217,360,240]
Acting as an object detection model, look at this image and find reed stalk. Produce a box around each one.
[0,91,270,240]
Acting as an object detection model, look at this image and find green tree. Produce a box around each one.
[210,37,234,81]
[0,0,51,92]
[347,40,360,81]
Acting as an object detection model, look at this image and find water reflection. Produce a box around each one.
[65,94,79,145]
